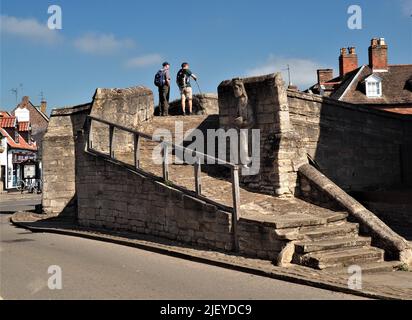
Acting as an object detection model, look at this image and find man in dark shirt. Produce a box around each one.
[177,62,197,115]
[158,62,171,116]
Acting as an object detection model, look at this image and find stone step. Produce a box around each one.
[274,221,357,241]
[262,213,347,230]
[324,261,400,275]
[295,236,372,254]
[299,222,359,241]
[295,247,385,270]
[322,212,349,223]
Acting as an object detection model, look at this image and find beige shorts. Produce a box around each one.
[180,87,193,100]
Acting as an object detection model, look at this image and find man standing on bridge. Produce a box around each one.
[154,62,171,116]
[176,62,197,116]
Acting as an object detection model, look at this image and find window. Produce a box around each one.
[365,75,383,98]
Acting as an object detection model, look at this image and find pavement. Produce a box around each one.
[7,211,412,300]
[0,214,364,300]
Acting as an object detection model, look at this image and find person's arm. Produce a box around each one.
[188,69,197,81]
[165,70,171,86]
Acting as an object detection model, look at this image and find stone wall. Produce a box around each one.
[91,87,154,126]
[90,86,154,156]
[298,164,412,264]
[75,142,285,260]
[42,103,91,216]
[43,86,154,217]
[42,85,285,261]
[155,93,219,116]
[218,73,307,196]
[363,202,412,241]
[288,90,412,192]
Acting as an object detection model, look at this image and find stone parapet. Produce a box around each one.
[298,164,412,265]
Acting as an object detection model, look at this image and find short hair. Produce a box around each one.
[162,62,170,67]
[181,62,189,68]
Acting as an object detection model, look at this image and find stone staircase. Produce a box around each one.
[115,115,398,273]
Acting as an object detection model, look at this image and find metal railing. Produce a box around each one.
[85,115,241,251]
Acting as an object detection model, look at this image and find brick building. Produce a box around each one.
[12,96,49,159]
[307,38,412,115]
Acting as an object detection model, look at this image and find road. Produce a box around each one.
[0,214,365,300]
[0,194,41,213]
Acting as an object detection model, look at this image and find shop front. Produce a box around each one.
[7,149,38,189]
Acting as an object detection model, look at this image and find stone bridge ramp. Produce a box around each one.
[107,115,398,272]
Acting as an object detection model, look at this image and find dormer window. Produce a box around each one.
[365,74,382,98]
[407,78,412,92]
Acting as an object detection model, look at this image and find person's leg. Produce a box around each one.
[181,88,186,115]
[158,88,164,116]
[187,87,193,114]
[164,86,170,116]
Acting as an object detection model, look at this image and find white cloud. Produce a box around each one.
[125,54,164,68]
[247,55,328,89]
[401,0,412,16]
[0,15,61,44]
[74,33,135,55]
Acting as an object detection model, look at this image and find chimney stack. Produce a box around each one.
[339,47,358,78]
[40,100,47,114]
[369,38,388,71]
[317,69,334,84]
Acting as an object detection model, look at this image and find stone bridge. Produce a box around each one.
[41,73,412,271]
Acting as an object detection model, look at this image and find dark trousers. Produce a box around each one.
[159,85,170,116]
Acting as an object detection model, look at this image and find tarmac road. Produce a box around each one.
[0,214,365,300]
[0,194,41,213]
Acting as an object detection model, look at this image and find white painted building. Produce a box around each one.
[0,111,38,191]
[0,131,8,192]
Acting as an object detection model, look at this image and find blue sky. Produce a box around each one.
[1,0,411,113]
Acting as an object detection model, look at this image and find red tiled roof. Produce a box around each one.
[18,121,30,132]
[338,65,412,105]
[0,127,37,151]
[0,111,10,117]
[308,64,412,116]
[0,116,16,128]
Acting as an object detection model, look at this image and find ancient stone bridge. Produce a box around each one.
[42,73,412,270]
